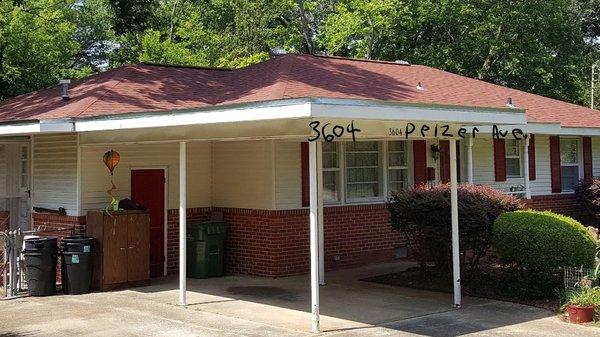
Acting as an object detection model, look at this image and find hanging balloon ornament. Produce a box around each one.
[103,149,121,211]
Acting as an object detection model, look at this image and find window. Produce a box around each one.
[505,139,522,177]
[560,138,580,191]
[322,142,340,203]
[388,141,409,193]
[345,141,382,201]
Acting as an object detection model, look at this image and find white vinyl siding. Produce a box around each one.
[274,141,302,210]
[470,135,552,195]
[81,142,211,212]
[212,140,274,210]
[33,134,78,215]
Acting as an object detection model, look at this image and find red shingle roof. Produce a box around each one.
[0,54,598,127]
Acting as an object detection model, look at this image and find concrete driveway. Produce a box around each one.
[1,262,599,337]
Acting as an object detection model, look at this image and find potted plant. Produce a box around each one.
[563,284,600,324]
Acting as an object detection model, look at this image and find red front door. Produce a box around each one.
[131,169,166,278]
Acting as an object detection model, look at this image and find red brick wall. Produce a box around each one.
[31,213,87,283]
[525,194,590,224]
[166,204,407,277]
[166,207,212,274]
[32,213,86,236]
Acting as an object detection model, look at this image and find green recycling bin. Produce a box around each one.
[186,221,228,278]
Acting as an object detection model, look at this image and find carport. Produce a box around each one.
[70,97,526,333]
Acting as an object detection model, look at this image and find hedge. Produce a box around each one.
[493,210,596,271]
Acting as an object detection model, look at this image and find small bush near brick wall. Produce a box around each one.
[494,210,596,271]
[493,210,597,298]
[388,183,523,272]
[574,179,600,226]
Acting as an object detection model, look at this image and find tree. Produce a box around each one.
[0,0,81,100]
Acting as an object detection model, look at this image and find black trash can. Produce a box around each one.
[23,237,58,296]
[60,236,94,295]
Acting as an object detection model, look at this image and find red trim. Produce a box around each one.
[301,142,309,207]
[583,136,593,181]
[528,134,536,181]
[413,140,427,185]
[439,140,450,183]
[493,138,506,182]
[550,136,562,193]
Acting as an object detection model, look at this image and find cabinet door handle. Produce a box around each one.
[120,247,125,251]
[128,246,134,249]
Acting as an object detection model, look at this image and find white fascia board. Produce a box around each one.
[0,119,74,136]
[471,123,600,136]
[39,119,75,133]
[310,98,527,125]
[75,102,312,132]
[555,127,600,136]
[470,123,560,134]
[0,122,40,135]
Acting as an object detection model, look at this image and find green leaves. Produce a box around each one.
[0,0,598,106]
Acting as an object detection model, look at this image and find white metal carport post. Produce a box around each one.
[450,138,461,307]
[179,141,187,306]
[466,134,474,184]
[309,141,321,333]
[523,136,531,199]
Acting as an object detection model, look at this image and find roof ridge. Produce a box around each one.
[415,64,600,113]
[271,55,296,99]
[75,64,140,117]
[309,53,412,66]
[140,62,233,71]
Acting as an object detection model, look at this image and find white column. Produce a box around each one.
[523,137,531,199]
[450,139,461,307]
[308,141,320,333]
[467,134,474,184]
[179,141,187,306]
[317,142,325,285]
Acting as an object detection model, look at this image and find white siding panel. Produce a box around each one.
[275,141,302,210]
[0,145,7,198]
[470,135,552,196]
[211,140,273,209]
[80,142,210,212]
[592,137,600,178]
[33,134,78,215]
[530,135,552,195]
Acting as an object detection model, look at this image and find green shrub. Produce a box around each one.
[388,184,523,272]
[494,210,597,271]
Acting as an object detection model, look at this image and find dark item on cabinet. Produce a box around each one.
[86,210,150,291]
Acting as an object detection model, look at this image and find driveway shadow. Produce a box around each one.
[126,263,561,336]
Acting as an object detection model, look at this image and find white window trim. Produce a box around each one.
[344,141,384,204]
[322,142,342,204]
[323,140,412,205]
[505,139,523,178]
[559,137,584,192]
[387,141,410,195]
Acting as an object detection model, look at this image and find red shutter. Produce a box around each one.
[583,136,593,181]
[528,134,536,181]
[413,140,427,185]
[439,140,450,183]
[550,136,561,193]
[301,142,309,207]
[493,138,506,182]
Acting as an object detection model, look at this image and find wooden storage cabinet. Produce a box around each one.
[87,210,150,291]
